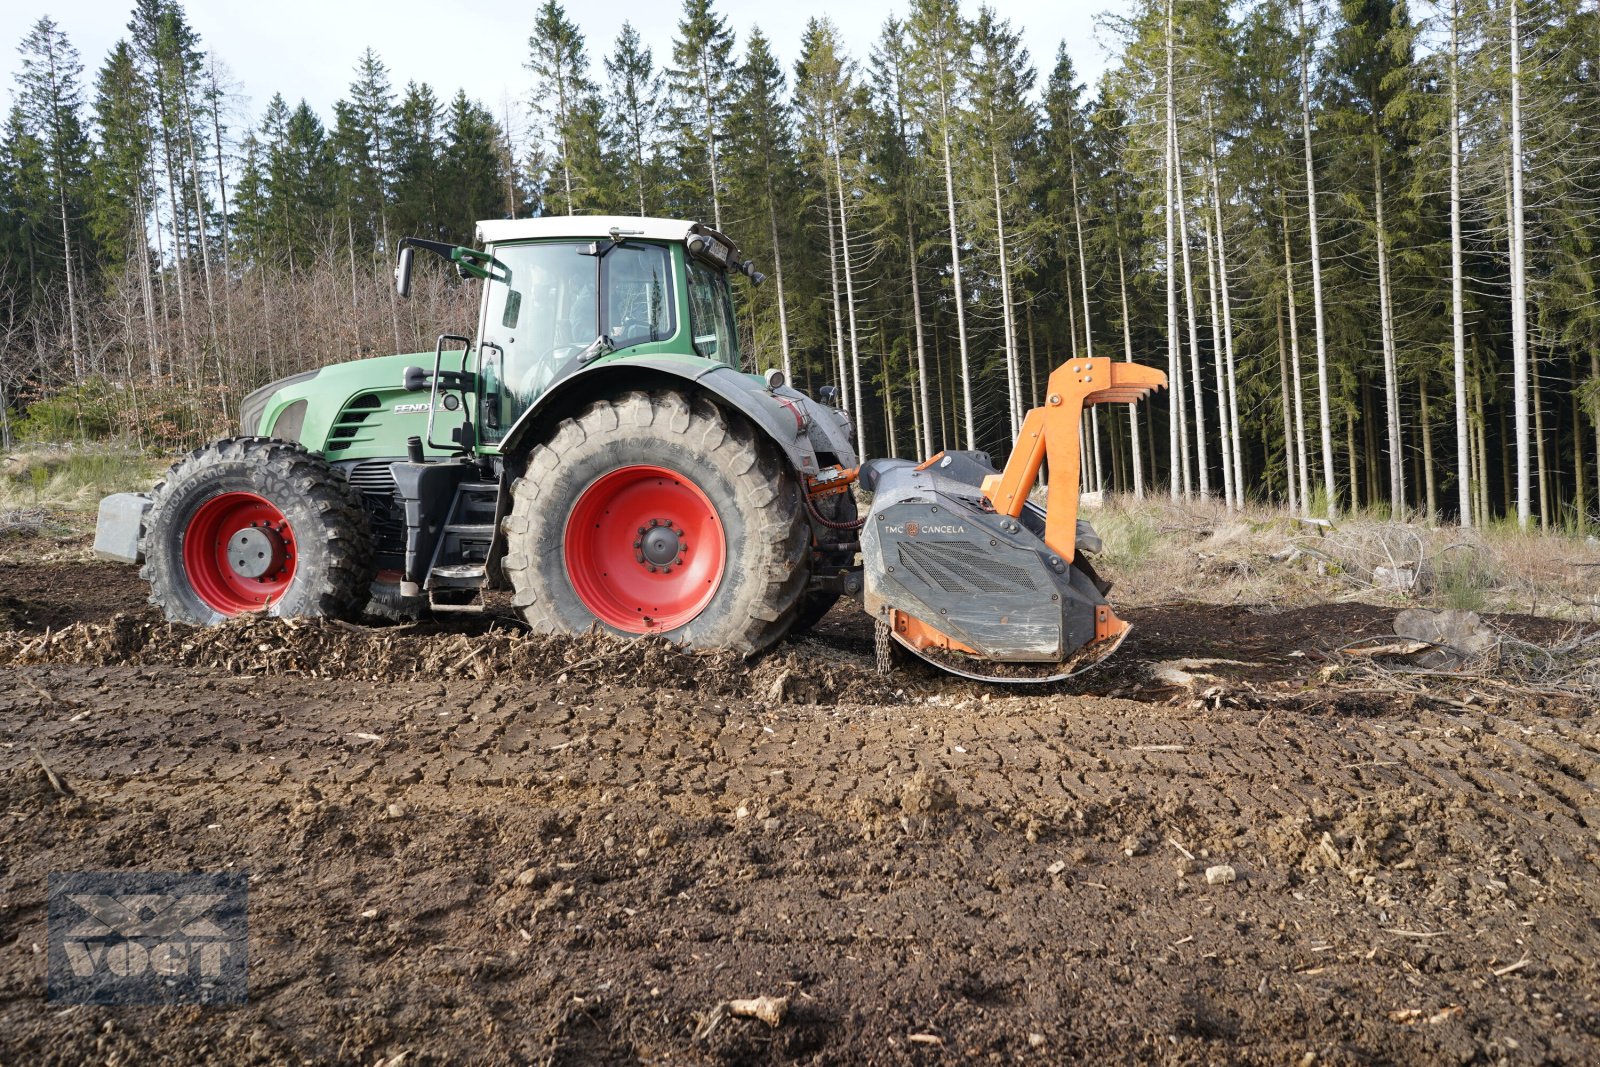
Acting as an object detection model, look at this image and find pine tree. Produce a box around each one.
[442,92,506,241]
[527,0,604,215]
[968,8,1037,440]
[906,0,975,449]
[606,22,663,216]
[88,39,158,372]
[726,28,800,377]
[870,16,936,455]
[391,82,445,241]
[668,0,735,227]
[13,16,93,376]
[796,18,868,448]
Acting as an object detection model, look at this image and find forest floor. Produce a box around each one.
[1,499,1599,1064]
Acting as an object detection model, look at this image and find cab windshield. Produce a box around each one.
[477,240,674,437]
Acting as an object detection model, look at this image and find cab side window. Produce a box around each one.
[603,244,674,349]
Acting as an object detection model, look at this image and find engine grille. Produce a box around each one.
[326,392,383,453]
[896,540,1037,596]
[344,458,405,560]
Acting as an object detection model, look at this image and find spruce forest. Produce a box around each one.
[3,0,1598,531]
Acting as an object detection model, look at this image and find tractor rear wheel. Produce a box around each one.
[141,438,375,625]
[503,390,809,655]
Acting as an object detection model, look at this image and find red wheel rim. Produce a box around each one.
[564,464,726,632]
[181,492,298,615]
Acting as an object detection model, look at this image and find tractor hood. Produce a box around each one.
[238,352,455,462]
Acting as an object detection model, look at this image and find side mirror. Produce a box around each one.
[395,246,414,298]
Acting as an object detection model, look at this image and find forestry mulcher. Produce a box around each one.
[95,216,1165,683]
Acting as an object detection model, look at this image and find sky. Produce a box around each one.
[2,0,1132,137]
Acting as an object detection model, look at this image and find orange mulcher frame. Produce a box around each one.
[889,357,1168,657]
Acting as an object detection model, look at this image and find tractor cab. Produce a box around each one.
[393,217,758,457]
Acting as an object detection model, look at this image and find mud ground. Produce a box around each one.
[1,561,1597,1065]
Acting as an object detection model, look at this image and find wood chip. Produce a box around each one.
[30,746,71,797]
[1344,641,1430,659]
[1492,955,1531,977]
[727,995,788,1027]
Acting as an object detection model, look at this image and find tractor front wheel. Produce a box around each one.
[141,438,375,625]
[502,391,809,655]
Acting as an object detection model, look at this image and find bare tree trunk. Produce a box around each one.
[767,192,792,380]
[1421,375,1438,520]
[134,185,160,378]
[1509,0,1531,526]
[1165,0,1186,498]
[1207,100,1244,509]
[701,58,722,229]
[1299,0,1337,513]
[1066,100,1096,372]
[1592,351,1600,519]
[1202,215,1233,509]
[881,337,898,458]
[1026,302,1039,407]
[179,85,222,382]
[909,216,932,457]
[938,110,974,448]
[1277,294,1299,513]
[990,151,1022,438]
[1373,147,1404,516]
[823,190,848,411]
[1174,148,1209,497]
[830,133,865,451]
[1474,359,1491,521]
[1282,227,1311,513]
[1533,345,1549,527]
[1449,0,1471,526]
[1117,247,1144,499]
[56,179,81,381]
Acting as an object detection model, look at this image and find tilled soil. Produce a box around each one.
[1,562,1597,1065]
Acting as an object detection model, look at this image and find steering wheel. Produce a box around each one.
[516,343,588,405]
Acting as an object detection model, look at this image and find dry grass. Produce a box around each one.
[1,448,164,512]
[1085,494,1600,623]
[0,448,166,563]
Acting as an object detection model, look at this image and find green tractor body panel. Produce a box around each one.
[239,352,445,461]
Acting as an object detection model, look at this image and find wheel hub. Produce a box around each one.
[228,524,287,579]
[636,519,685,569]
[564,464,726,633]
[181,491,299,615]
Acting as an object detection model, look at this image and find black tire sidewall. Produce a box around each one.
[145,445,366,625]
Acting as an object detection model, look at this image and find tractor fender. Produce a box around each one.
[498,357,858,478]
[486,358,857,592]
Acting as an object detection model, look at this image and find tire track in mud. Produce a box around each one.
[4,664,1595,867]
[4,579,1600,1062]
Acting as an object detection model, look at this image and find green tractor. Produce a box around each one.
[96,215,1166,681]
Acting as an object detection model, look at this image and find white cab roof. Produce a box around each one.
[475,216,701,246]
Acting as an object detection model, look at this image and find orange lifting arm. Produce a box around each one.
[980,359,1168,564]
